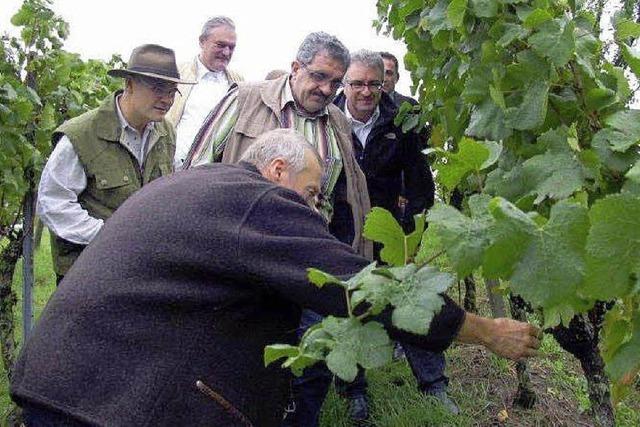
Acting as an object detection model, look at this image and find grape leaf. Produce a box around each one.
[423,0,452,35]
[466,99,512,141]
[520,151,586,204]
[435,137,490,190]
[426,194,493,276]
[497,23,530,48]
[323,317,393,381]
[307,268,344,289]
[621,44,640,79]
[529,19,575,68]
[505,80,550,131]
[363,208,423,266]
[484,199,589,324]
[389,265,454,334]
[602,110,640,152]
[601,299,640,403]
[522,9,553,29]
[615,19,640,41]
[446,0,467,27]
[471,0,498,18]
[585,88,617,112]
[582,193,640,300]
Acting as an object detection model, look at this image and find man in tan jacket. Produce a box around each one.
[166,16,243,168]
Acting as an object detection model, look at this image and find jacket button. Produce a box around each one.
[123,176,129,183]
[99,179,107,186]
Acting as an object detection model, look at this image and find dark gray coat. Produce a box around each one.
[11,163,463,426]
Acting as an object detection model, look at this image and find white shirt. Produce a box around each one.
[344,104,380,149]
[37,96,155,245]
[174,57,230,168]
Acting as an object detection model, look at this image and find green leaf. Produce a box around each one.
[602,110,640,152]
[447,0,467,27]
[497,23,530,48]
[489,84,505,110]
[389,265,454,334]
[322,318,393,381]
[39,103,56,131]
[466,99,512,141]
[462,69,491,103]
[529,19,575,68]
[427,194,493,276]
[585,88,617,112]
[307,268,344,289]
[591,130,639,173]
[615,19,640,41]
[435,137,490,190]
[621,44,640,79]
[582,194,640,300]
[522,151,586,204]
[10,8,30,26]
[505,80,549,131]
[363,207,408,266]
[479,140,502,169]
[471,0,498,18]
[625,160,640,184]
[522,9,553,29]
[345,262,381,291]
[264,344,300,366]
[484,199,590,324]
[423,0,452,35]
[601,299,640,403]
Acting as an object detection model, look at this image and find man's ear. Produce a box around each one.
[290,61,301,77]
[263,158,287,183]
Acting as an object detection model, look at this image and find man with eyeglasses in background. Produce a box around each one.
[183,31,372,425]
[167,16,243,168]
[333,50,460,416]
[37,44,194,284]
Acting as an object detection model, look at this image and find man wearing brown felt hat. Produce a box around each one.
[37,44,195,284]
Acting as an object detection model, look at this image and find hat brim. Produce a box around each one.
[108,69,196,85]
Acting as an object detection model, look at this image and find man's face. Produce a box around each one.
[382,57,399,93]
[199,25,237,72]
[263,150,323,210]
[290,51,346,115]
[129,77,178,123]
[344,62,383,121]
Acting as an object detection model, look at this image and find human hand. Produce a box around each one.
[456,313,541,361]
[483,317,541,361]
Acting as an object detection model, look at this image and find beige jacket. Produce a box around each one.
[221,75,373,259]
[166,57,243,126]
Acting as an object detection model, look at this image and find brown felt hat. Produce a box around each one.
[108,44,196,84]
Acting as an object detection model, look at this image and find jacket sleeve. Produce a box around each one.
[237,186,464,352]
[36,135,103,244]
[400,128,435,230]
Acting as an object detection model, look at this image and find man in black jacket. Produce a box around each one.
[336,50,458,414]
[11,130,539,426]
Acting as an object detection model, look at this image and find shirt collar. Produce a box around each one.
[282,77,329,118]
[344,103,380,127]
[115,94,154,134]
[196,56,225,81]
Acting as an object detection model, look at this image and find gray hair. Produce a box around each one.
[200,16,235,42]
[240,129,322,173]
[296,32,350,70]
[348,49,384,79]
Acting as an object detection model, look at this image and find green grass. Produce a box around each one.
[2,231,639,426]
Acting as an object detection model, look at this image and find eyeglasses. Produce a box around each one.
[135,76,181,98]
[301,64,343,91]
[345,80,383,92]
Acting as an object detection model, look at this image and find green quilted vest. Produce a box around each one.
[50,92,176,276]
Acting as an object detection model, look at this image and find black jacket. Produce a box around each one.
[333,92,434,229]
[11,163,462,426]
